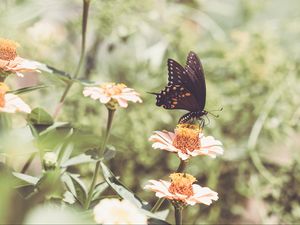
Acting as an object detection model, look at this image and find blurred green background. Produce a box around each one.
[0,0,300,224]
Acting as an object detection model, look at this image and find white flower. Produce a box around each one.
[83,83,142,109]
[93,198,147,225]
[0,83,31,114]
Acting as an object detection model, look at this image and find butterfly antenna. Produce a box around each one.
[207,107,223,118]
[147,92,158,95]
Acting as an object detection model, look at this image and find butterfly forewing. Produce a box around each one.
[155,85,200,111]
[184,51,206,111]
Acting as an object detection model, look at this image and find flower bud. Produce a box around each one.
[43,152,57,170]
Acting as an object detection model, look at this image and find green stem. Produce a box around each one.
[53,0,90,119]
[150,160,187,212]
[84,109,115,209]
[174,206,183,225]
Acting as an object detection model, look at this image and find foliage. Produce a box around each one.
[0,0,299,224]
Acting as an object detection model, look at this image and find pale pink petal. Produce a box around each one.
[83,87,103,99]
[189,134,224,158]
[149,131,178,153]
[115,97,128,108]
[99,95,111,104]
[120,93,142,103]
[201,135,223,148]
[0,94,31,113]
[144,180,172,197]
[187,184,218,206]
[177,151,190,160]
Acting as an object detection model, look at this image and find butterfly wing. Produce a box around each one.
[184,51,206,111]
[155,84,200,111]
[155,52,206,112]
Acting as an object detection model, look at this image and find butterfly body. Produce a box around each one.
[153,51,208,124]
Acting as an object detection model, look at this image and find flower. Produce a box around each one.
[0,82,31,113]
[0,38,47,77]
[93,198,147,225]
[149,124,223,160]
[83,82,142,110]
[43,152,58,170]
[144,173,218,206]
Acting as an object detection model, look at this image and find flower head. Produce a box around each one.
[43,152,58,170]
[144,173,218,206]
[149,124,223,160]
[83,82,142,110]
[0,82,31,113]
[0,37,46,77]
[93,198,147,225]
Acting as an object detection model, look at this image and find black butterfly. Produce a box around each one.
[152,51,209,124]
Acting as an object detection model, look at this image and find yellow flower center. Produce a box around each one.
[100,82,126,96]
[172,124,201,153]
[0,38,19,61]
[0,82,9,107]
[168,173,196,197]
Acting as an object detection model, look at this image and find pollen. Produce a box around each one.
[100,82,126,96]
[172,123,201,153]
[0,82,9,108]
[168,173,196,197]
[0,38,19,61]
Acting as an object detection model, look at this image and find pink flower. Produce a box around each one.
[0,83,31,113]
[144,173,218,206]
[83,83,142,109]
[149,124,223,160]
[0,38,46,77]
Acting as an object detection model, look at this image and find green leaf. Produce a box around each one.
[100,162,167,221]
[12,172,39,187]
[85,148,100,160]
[68,173,87,205]
[61,153,95,168]
[91,181,109,202]
[39,122,71,136]
[57,144,74,167]
[103,145,116,161]
[61,173,77,201]
[45,65,72,80]
[27,108,54,126]
[100,161,146,208]
[7,85,47,95]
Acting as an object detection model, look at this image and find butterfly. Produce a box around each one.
[152,51,210,125]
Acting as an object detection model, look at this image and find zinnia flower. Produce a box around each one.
[93,198,147,225]
[149,124,223,160]
[0,38,47,77]
[144,173,218,206]
[83,82,142,110]
[0,82,31,113]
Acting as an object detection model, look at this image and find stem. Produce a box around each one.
[151,160,187,212]
[84,109,115,209]
[21,152,36,173]
[176,160,187,172]
[53,0,90,119]
[174,206,183,225]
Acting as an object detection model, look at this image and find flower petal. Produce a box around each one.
[187,184,218,206]
[0,94,31,113]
